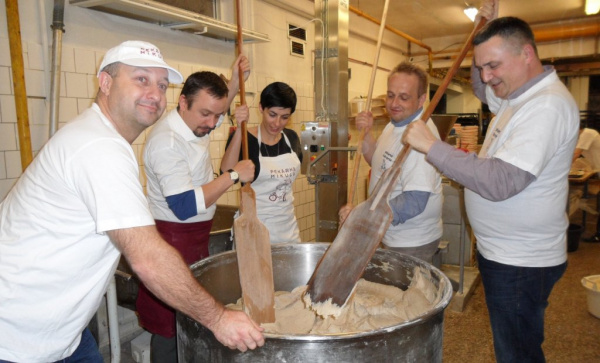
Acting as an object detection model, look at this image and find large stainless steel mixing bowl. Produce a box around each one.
[177,242,453,362]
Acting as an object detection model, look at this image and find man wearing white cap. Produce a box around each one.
[0,40,264,363]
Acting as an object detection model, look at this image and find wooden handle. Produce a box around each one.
[235,0,245,106]
[235,0,249,161]
[348,0,390,205]
[423,19,487,122]
[6,0,32,171]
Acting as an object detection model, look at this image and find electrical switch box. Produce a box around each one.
[300,121,330,174]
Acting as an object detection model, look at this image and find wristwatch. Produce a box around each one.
[228,169,240,184]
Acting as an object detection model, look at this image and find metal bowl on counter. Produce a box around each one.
[177,242,453,362]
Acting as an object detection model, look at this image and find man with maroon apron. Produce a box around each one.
[139,60,255,363]
[221,82,303,244]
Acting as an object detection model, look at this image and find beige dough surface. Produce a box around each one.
[226,266,441,335]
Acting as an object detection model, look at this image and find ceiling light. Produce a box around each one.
[586,0,600,15]
[464,6,478,22]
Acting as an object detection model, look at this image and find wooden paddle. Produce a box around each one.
[305,18,488,314]
[232,0,275,324]
[347,0,390,207]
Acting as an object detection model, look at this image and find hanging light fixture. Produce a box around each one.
[586,0,600,15]
[464,6,478,22]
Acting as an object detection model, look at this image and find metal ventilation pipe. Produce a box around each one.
[49,0,65,137]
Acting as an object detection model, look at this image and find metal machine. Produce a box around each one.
[303,0,350,242]
[301,121,355,242]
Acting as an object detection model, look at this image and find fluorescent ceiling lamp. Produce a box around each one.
[464,6,478,22]
[586,0,600,15]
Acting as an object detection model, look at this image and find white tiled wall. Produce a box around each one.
[0,39,18,197]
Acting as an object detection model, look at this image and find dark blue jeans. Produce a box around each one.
[0,328,103,363]
[55,328,103,363]
[477,252,567,363]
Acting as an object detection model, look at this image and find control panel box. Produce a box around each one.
[300,121,331,174]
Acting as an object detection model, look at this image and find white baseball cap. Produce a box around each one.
[97,40,183,84]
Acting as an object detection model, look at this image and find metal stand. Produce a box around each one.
[106,275,121,363]
[308,146,356,242]
[458,216,465,295]
[440,182,481,312]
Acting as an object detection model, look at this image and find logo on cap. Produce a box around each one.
[97,40,183,84]
[139,47,163,59]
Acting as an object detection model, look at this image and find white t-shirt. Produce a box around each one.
[369,118,443,247]
[144,109,216,223]
[576,128,600,171]
[0,104,154,362]
[466,71,579,267]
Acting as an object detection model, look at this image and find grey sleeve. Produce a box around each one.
[427,141,536,201]
[389,190,431,226]
[471,64,487,103]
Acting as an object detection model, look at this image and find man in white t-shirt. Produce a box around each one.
[339,61,443,264]
[403,4,579,362]
[573,127,600,171]
[0,41,263,363]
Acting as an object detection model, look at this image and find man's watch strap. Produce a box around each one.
[228,169,240,184]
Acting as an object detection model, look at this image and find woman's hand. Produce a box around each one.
[231,54,251,84]
[234,104,250,127]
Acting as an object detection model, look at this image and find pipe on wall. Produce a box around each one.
[413,20,600,58]
[49,0,66,137]
[5,0,33,171]
[534,21,600,43]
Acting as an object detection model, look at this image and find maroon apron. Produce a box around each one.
[136,219,212,338]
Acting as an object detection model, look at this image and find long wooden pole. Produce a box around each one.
[6,0,32,171]
[348,0,390,205]
[235,0,248,161]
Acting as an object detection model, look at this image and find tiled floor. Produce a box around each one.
[101,329,141,363]
[443,187,600,362]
